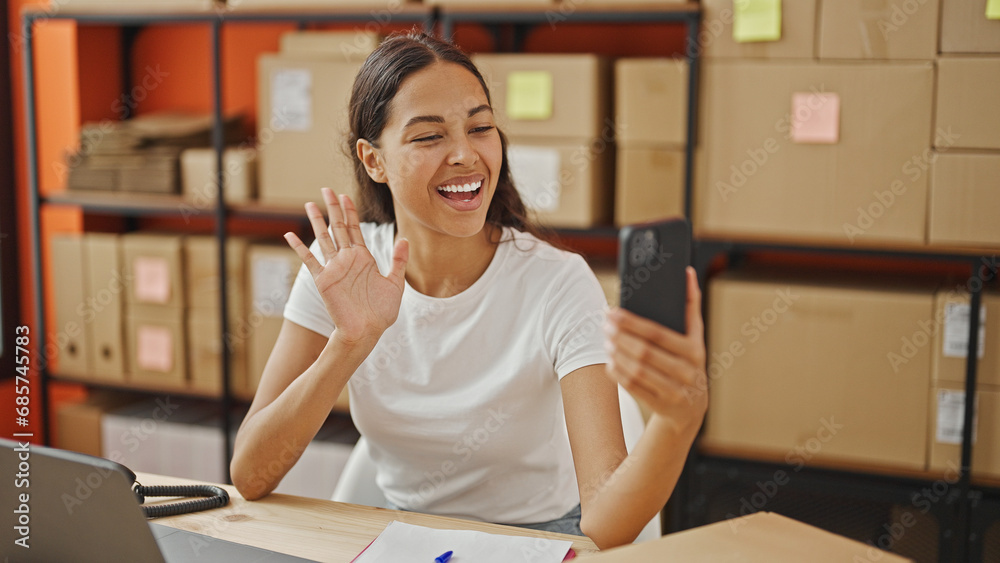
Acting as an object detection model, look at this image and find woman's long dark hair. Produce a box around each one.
[347,31,551,243]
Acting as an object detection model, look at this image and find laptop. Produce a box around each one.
[1,438,316,562]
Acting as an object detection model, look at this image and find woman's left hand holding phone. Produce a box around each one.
[283,187,410,347]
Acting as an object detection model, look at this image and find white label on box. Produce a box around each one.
[936,389,978,445]
[943,303,986,358]
[507,145,561,212]
[253,257,294,318]
[271,68,312,132]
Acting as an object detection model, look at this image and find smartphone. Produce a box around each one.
[618,217,691,334]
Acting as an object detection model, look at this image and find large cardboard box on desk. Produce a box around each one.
[818,0,940,60]
[577,512,912,562]
[121,232,185,309]
[506,139,614,228]
[614,58,688,147]
[245,244,302,395]
[50,234,91,377]
[84,233,127,382]
[701,272,936,471]
[935,57,1000,151]
[257,55,362,209]
[472,54,611,140]
[700,0,818,59]
[928,152,1000,249]
[126,305,187,389]
[931,288,1000,387]
[614,146,684,227]
[941,0,1000,54]
[928,382,1000,481]
[695,60,934,245]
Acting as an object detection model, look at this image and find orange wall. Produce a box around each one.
[6,7,689,444]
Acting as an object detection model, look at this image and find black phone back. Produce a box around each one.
[618,218,691,334]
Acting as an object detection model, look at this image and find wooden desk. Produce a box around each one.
[137,472,599,562]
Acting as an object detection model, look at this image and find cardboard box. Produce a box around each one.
[931,289,999,387]
[84,233,127,382]
[187,308,247,396]
[576,512,912,562]
[183,235,248,314]
[279,30,380,61]
[702,272,936,471]
[940,0,1000,54]
[51,234,91,377]
[126,305,187,389]
[55,392,137,457]
[695,61,934,244]
[928,152,1000,248]
[818,0,940,60]
[614,145,684,227]
[928,382,1000,480]
[935,57,1000,150]
[50,0,215,12]
[257,55,362,209]
[700,0,818,59]
[121,232,185,309]
[246,244,302,393]
[507,138,614,228]
[180,147,256,204]
[614,58,688,146]
[472,54,611,140]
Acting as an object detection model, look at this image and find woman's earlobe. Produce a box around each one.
[357,139,388,183]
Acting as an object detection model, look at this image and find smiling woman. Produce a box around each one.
[229,31,708,551]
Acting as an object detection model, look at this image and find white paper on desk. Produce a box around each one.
[352,520,572,563]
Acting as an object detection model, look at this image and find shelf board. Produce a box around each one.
[50,372,225,400]
[698,443,966,486]
[44,190,219,218]
[22,3,433,24]
[695,231,999,262]
[440,1,699,18]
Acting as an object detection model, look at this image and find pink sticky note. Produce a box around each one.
[791,92,840,144]
[137,325,173,373]
[133,256,171,304]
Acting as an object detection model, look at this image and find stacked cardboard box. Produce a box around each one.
[613,58,687,226]
[55,392,138,457]
[50,233,130,382]
[180,147,257,205]
[473,53,614,228]
[928,288,1000,480]
[67,113,242,194]
[695,0,937,246]
[122,233,188,389]
[184,236,249,396]
[245,243,303,395]
[257,31,378,210]
[702,271,938,472]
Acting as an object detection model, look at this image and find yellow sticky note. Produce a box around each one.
[506,71,553,121]
[733,0,782,43]
[988,0,1000,20]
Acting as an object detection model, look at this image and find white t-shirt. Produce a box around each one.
[283,222,610,524]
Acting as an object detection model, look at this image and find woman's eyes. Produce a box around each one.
[411,126,495,143]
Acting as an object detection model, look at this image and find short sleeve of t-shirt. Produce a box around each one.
[543,253,611,379]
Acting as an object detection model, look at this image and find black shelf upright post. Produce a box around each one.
[22,11,50,447]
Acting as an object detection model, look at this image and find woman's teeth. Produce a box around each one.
[437,180,483,193]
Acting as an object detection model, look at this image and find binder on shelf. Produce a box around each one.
[51,234,92,378]
[84,233,127,382]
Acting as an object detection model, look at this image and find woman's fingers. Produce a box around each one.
[341,194,367,248]
[323,188,352,251]
[283,232,322,277]
[609,326,698,388]
[305,201,337,262]
[388,237,409,289]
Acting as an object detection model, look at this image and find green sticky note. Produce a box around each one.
[733,0,782,43]
[988,0,1000,20]
[506,71,553,121]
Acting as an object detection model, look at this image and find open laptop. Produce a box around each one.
[1,438,316,562]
